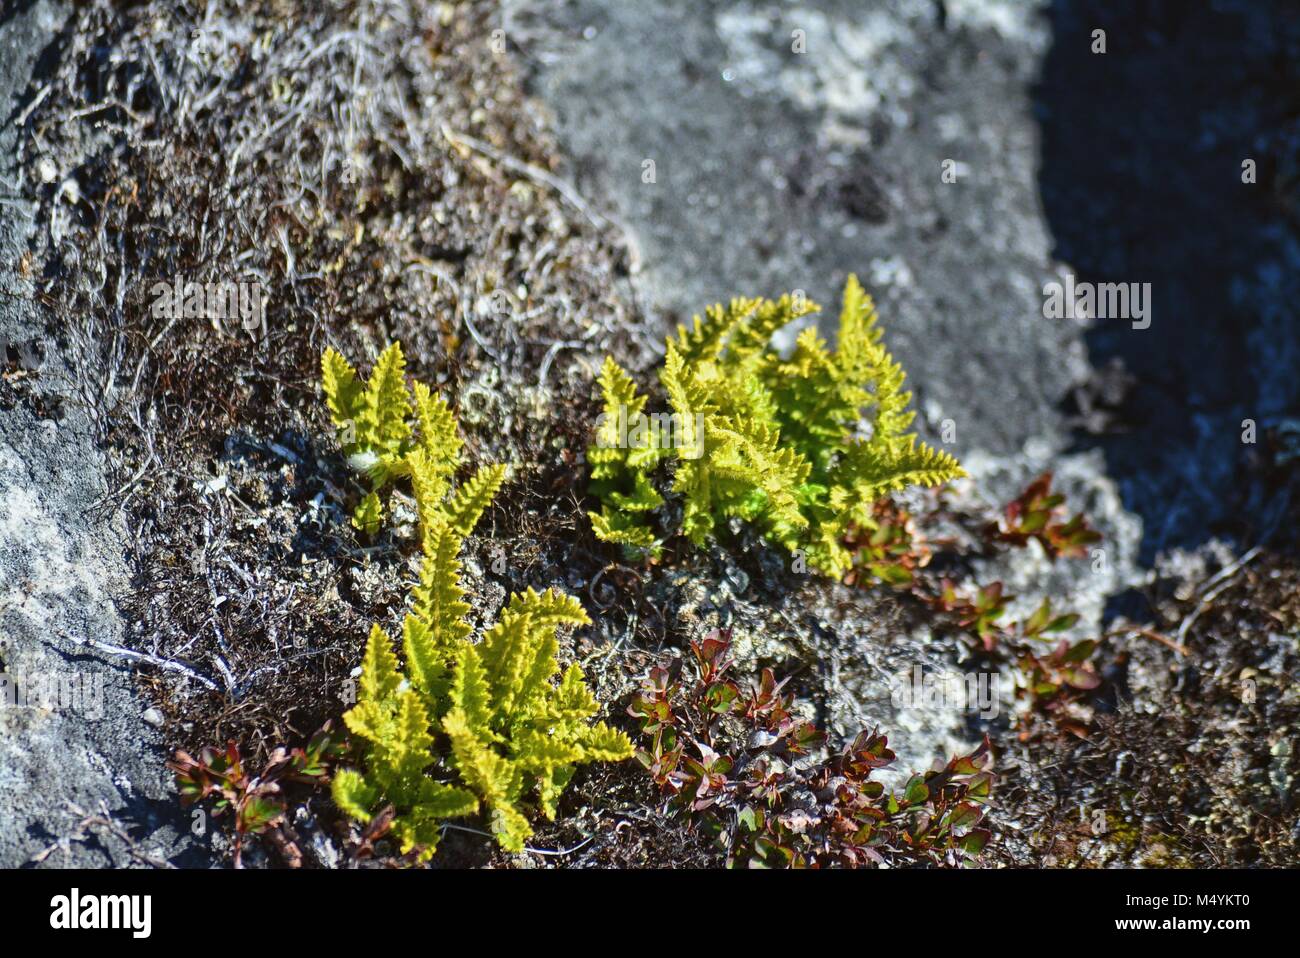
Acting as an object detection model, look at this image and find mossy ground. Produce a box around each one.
[15,0,1298,867]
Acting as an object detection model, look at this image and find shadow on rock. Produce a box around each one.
[1036,0,1300,563]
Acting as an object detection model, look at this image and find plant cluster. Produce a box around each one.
[322,341,503,536]
[169,726,342,868]
[985,472,1101,559]
[904,474,1107,732]
[842,499,930,588]
[629,630,993,867]
[587,276,965,577]
[324,345,633,860]
[928,579,1099,723]
[932,583,1079,652]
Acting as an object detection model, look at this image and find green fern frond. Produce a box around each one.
[449,642,494,738]
[587,356,670,559]
[444,463,508,537]
[327,349,631,859]
[321,343,493,540]
[589,509,661,555]
[335,460,630,857]
[579,721,640,762]
[596,356,649,429]
[478,610,552,721]
[727,292,820,359]
[547,663,601,723]
[331,768,379,824]
[585,277,965,580]
[359,623,401,705]
[835,273,883,383]
[673,296,762,364]
[361,341,413,457]
[503,587,590,632]
[322,348,363,432]
[409,521,473,656]
[838,434,967,503]
[412,381,462,475]
[661,340,716,424]
[442,706,526,848]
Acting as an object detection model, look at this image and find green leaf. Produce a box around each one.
[352,491,383,537]
[445,463,507,537]
[585,277,964,581]
[358,623,401,705]
[331,768,379,823]
[903,776,930,805]
[322,347,363,434]
[362,341,413,457]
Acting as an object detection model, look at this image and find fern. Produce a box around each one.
[587,355,667,555]
[321,342,472,535]
[329,378,633,860]
[586,276,965,577]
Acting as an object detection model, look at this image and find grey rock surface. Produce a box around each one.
[0,0,205,868]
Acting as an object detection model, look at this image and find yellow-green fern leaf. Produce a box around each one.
[577,721,636,762]
[477,610,553,721]
[443,708,525,828]
[412,380,462,475]
[512,729,584,775]
[449,642,493,737]
[410,521,472,648]
[358,623,401,705]
[331,768,379,823]
[413,779,479,819]
[835,273,884,384]
[728,292,820,359]
[595,357,649,438]
[360,341,413,457]
[661,341,716,425]
[605,470,663,514]
[407,448,451,534]
[401,614,447,704]
[503,587,590,632]
[321,347,363,433]
[839,435,966,503]
[352,491,383,537]
[388,688,436,790]
[589,509,660,555]
[487,804,532,854]
[547,662,600,722]
[537,766,577,821]
[445,463,507,538]
[673,297,762,364]
[391,815,442,862]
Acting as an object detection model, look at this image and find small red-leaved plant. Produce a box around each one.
[985,472,1101,559]
[170,724,341,867]
[629,630,993,867]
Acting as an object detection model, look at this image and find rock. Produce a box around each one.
[0,0,207,868]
